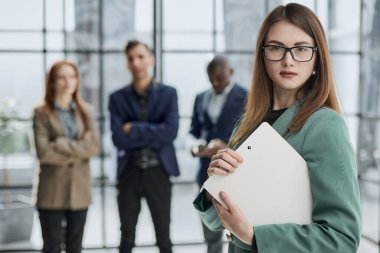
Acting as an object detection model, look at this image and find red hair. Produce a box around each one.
[43,60,89,128]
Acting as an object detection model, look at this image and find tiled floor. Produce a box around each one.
[1,184,215,252]
[81,244,222,253]
[0,183,379,253]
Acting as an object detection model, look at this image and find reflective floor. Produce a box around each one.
[0,183,378,253]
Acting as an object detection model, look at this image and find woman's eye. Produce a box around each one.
[269,46,282,52]
[296,47,307,52]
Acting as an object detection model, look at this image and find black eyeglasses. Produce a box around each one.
[262,45,317,62]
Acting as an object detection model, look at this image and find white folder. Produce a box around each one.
[203,122,312,226]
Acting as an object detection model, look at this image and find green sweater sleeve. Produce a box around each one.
[254,113,361,252]
[193,189,225,231]
[194,189,259,252]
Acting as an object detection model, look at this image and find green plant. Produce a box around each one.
[0,98,31,204]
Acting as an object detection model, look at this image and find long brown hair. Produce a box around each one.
[230,3,341,147]
[44,60,89,127]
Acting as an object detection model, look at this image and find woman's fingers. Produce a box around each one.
[208,148,243,176]
[219,191,236,213]
[212,198,230,230]
[209,157,237,173]
[208,166,229,176]
[213,199,227,219]
[217,148,244,163]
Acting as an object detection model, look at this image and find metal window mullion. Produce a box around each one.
[63,0,67,58]
[153,0,163,81]
[97,0,107,248]
[42,0,47,73]
[212,0,216,53]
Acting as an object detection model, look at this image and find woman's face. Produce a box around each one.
[264,21,316,99]
[55,64,78,97]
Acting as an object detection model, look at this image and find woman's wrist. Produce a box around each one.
[241,226,254,245]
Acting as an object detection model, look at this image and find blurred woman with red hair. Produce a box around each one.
[33,60,100,253]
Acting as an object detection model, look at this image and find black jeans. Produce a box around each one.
[38,209,88,253]
[117,164,172,253]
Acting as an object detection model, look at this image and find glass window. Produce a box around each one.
[0,0,43,30]
[46,52,65,67]
[102,0,153,50]
[103,53,132,112]
[0,54,44,118]
[362,0,380,53]
[357,118,380,176]
[280,0,315,10]
[67,53,101,116]
[360,56,380,116]
[221,0,265,51]
[315,0,328,28]
[162,53,212,182]
[163,53,213,116]
[360,181,380,242]
[0,0,379,252]
[224,54,254,90]
[328,0,360,52]
[46,32,64,50]
[45,0,64,31]
[173,117,199,182]
[163,0,213,50]
[331,54,360,115]
[164,34,214,51]
[163,0,213,32]
[102,120,117,181]
[0,33,43,50]
[345,116,359,152]
[65,1,100,50]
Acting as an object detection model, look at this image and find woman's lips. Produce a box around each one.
[280,71,297,78]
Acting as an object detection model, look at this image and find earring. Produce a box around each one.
[312,70,316,75]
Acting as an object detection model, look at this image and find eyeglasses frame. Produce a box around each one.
[262,45,318,62]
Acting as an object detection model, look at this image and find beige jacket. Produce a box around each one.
[32,103,100,210]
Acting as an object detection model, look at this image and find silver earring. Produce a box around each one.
[312,70,316,75]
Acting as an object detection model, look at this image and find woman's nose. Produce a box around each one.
[282,51,295,66]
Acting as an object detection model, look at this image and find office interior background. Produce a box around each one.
[0,0,379,252]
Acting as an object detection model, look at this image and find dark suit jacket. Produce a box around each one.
[189,84,247,186]
[108,81,180,179]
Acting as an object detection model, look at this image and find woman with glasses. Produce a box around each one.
[193,3,360,253]
[33,60,100,253]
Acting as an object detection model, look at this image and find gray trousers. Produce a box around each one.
[202,222,223,253]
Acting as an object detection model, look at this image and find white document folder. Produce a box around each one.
[203,122,312,226]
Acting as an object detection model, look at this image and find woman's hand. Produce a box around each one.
[83,130,93,140]
[207,148,243,177]
[213,191,254,245]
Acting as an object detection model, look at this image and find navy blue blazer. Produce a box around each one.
[189,84,247,186]
[108,81,180,179]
